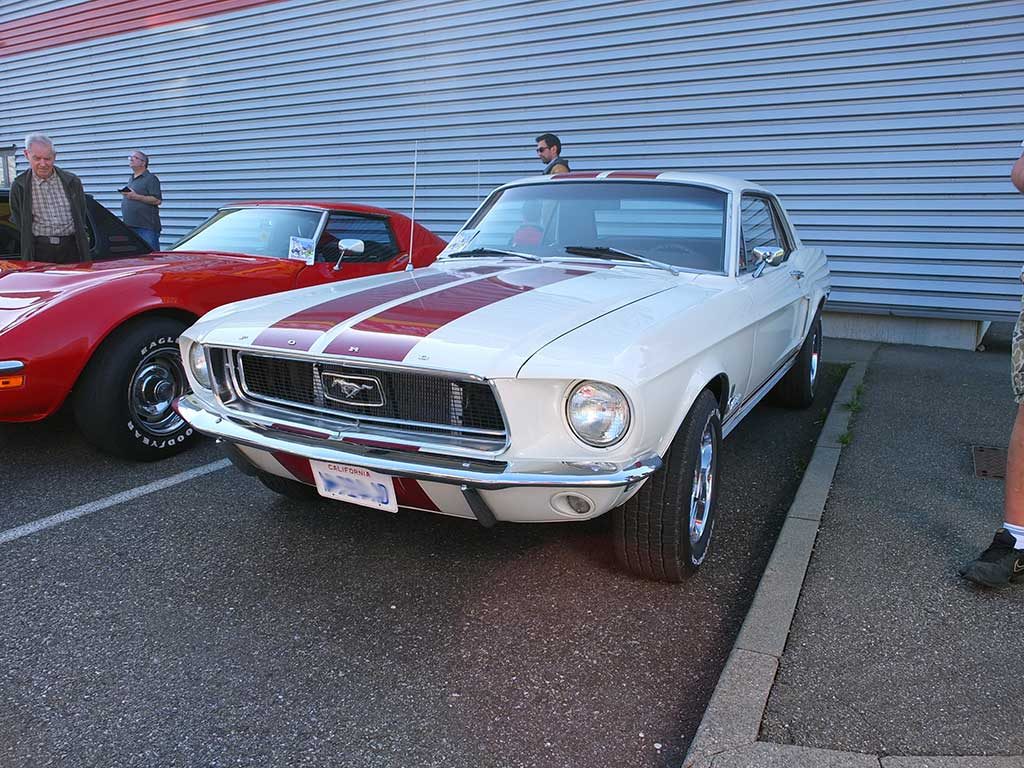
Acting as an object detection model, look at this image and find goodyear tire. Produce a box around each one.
[772,311,822,409]
[613,389,722,582]
[73,316,195,461]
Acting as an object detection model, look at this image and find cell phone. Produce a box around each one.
[119,186,131,193]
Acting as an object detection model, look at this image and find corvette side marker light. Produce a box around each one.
[0,374,25,389]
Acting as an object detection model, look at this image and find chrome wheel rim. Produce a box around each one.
[809,325,821,390]
[689,413,717,546]
[128,348,187,436]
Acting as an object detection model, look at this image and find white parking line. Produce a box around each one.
[0,459,232,545]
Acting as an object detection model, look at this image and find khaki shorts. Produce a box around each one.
[1013,306,1024,404]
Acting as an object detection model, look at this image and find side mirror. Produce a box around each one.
[750,247,785,278]
[752,247,786,267]
[332,238,365,271]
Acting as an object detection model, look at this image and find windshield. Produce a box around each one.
[171,207,324,258]
[445,181,728,273]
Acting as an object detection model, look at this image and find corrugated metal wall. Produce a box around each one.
[2,0,1022,320]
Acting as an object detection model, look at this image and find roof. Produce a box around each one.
[223,200,408,218]
[500,171,772,196]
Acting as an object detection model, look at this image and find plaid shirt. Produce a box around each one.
[31,172,76,236]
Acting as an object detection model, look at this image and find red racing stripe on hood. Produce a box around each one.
[253,266,503,351]
[322,265,589,361]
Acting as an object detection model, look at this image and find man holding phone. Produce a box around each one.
[121,149,162,250]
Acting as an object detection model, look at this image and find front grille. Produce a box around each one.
[228,351,506,444]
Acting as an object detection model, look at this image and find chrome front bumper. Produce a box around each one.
[176,394,661,491]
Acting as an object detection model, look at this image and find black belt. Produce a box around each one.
[34,235,74,245]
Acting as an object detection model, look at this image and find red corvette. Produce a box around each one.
[0,196,446,460]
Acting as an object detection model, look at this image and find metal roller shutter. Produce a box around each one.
[2,0,1021,321]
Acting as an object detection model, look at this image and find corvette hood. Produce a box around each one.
[0,253,280,333]
[193,258,707,378]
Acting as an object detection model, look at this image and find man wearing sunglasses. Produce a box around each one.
[121,149,163,250]
[535,133,570,175]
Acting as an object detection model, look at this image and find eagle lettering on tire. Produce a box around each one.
[74,316,197,461]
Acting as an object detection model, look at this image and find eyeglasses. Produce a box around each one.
[536,146,549,153]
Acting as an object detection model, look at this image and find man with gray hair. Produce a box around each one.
[121,149,162,249]
[9,133,89,263]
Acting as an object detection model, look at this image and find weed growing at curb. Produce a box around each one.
[838,431,853,446]
[845,383,864,414]
[828,363,851,382]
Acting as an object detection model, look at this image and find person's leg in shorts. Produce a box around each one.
[960,308,1024,587]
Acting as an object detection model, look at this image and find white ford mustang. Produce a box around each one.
[176,171,830,581]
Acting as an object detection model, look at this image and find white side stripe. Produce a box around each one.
[0,459,231,545]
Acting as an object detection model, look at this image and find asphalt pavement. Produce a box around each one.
[687,326,1024,767]
[0,364,843,767]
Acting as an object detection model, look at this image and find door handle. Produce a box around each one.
[790,270,805,280]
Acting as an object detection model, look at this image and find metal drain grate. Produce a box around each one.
[973,445,1007,480]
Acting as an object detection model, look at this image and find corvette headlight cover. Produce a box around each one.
[566,381,630,447]
[188,343,211,389]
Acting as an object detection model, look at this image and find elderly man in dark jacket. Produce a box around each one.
[9,132,90,263]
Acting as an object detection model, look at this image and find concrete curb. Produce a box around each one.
[682,356,1024,768]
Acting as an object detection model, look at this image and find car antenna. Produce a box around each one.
[406,140,418,272]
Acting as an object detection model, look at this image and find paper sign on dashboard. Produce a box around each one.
[288,236,315,265]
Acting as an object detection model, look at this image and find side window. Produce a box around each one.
[739,196,784,273]
[88,198,149,257]
[0,200,19,257]
[316,213,399,263]
[0,146,15,187]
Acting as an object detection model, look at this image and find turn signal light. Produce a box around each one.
[0,374,25,389]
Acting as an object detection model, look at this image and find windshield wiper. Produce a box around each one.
[443,248,542,262]
[563,246,678,274]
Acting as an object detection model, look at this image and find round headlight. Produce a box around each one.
[188,343,211,389]
[566,381,630,447]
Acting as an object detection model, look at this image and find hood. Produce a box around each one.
[0,253,283,334]
[194,257,696,378]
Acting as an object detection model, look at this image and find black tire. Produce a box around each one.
[256,470,321,501]
[613,389,722,582]
[772,311,822,409]
[73,316,195,461]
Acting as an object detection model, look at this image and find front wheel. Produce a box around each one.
[73,316,196,461]
[613,389,722,582]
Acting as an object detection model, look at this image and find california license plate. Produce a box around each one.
[310,460,398,513]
